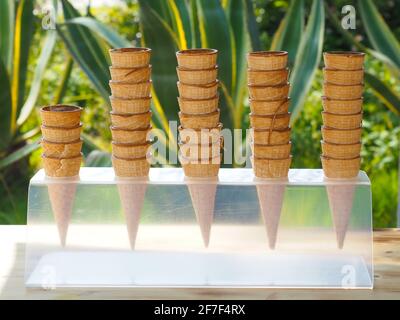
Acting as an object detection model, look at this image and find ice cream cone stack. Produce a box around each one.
[108,47,153,177]
[321,51,365,249]
[40,105,83,246]
[176,49,222,246]
[109,48,153,248]
[247,51,292,249]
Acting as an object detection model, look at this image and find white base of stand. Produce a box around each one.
[26,251,371,288]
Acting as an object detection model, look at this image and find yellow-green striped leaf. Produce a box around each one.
[11,0,35,130]
[289,0,324,123]
[0,0,14,71]
[0,57,12,150]
[365,72,400,115]
[358,0,400,69]
[58,0,111,102]
[271,0,304,67]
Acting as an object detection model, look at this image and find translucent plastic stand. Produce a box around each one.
[25,168,373,289]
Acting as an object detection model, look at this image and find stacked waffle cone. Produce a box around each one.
[321,51,365,249]
[247,51,292,249]
[109,47,153,177]
[109,47,153,249]
[321,51,364,179]
[40,105,83,246]
[176,49,222,247]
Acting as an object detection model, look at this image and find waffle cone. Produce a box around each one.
[321,156,361,179]
[249,113,291,130]
[251,142,291,159]
[321,126,362,144]
[249,98,290,115]
[110,96,151,114]
[179,139,222,159]
[41,139,83,158]
[247,51,288,70]
[323,68,364,85]
[41,124,82,143]
[177,81,219,100]
[47,179,77,247]
[117,180,148,249]
[321,141,361,159]
[42,154,82,177]
[109,80,152,99]
[178,95,219,114]
[248,82,290,100]
[187,178,218,247]
[176,66,218,85]
[109,65,151,82]
[40,105,82,127]
[110,126,151,144]
[251,127,291,145]
[112,141,152,159]
[322,97,363,115]
[180,155,221,178]
[110,111,152,130]
[323,82,363,100]
[179,110,220,129]
[323,51,365,70]
[112,156,150,177]
[109,47,151,68]
[326,183,355,249]
[322,112,362,129]
[179,123,222,144]
[176,49,218,70]
[256,183,286,249]
[252,156,291,178]
[247,68,289,86]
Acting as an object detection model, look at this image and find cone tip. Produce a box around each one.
[268,242,276,250]
[337,238,344,250]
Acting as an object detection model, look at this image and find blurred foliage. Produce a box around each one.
[0,0,399,228]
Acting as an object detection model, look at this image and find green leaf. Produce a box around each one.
[81,132,108,155]
[0,0,14,71]
[167,0,192,49]
[189,0,201,48]
[197,0,232,90]
[58,0,111,102]
[365,72,400,115]
[0,140,40,170]
[11,0,36,128]
[85,150,112,167]
[196,0,233,128]
[17,30,57,127]
[289,0,324,123]
[146,0,173,27]
[54,56,74,104]
[0,57,12,150]
[271,0,304,67]
[358,0,400,69]
[228,0,248,101]
[65,17,131,48]
[138,0,179,122]
[244,0,261,51]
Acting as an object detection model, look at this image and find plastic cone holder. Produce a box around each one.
[25,167,372,289]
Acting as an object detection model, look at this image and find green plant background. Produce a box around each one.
[0,0,399,227]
